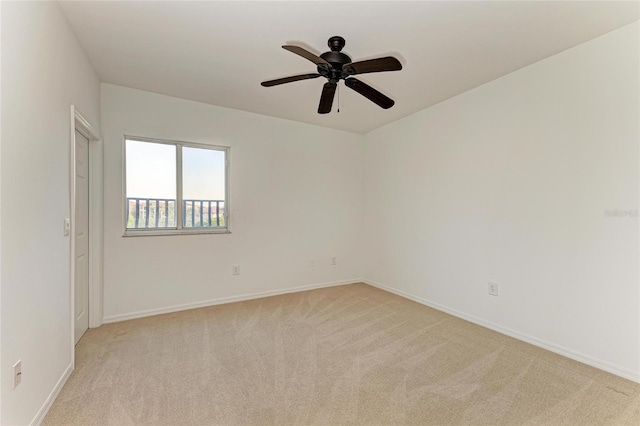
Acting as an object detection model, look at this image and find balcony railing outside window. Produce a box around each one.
[183,199,225,227]
[126,198,225,229]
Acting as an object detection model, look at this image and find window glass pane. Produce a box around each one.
[182,146,225,228]
[125,139,176,229]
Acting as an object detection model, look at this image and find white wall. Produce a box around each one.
[101,84,363,321]
[0,2,4,423]
[363,22,640,381]
[0,2,101,424]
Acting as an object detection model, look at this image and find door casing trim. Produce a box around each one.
[69,105,102,363]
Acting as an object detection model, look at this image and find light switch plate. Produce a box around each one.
[12,360,22,389]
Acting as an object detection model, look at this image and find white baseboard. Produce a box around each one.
[31,362,73,426]
[364,279,640,384]
[103,279,362,324]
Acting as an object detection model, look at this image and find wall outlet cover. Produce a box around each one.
[488,282,499,296]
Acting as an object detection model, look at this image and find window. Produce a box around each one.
[124,136,229,235]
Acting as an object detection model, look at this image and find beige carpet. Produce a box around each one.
[44,283,640,425]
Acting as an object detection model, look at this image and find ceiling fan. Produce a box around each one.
[261,36,403,114]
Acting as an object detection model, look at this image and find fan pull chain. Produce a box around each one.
[337,82,340,113]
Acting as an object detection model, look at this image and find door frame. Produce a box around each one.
[69,105,102,362]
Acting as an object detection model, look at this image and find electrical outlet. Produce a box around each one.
[488,282,499,296]
[232,265,240,276]
[309,259,315,267]
[12,360,22,389]
[331,256,337,266]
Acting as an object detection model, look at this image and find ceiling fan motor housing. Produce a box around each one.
[318,36,352,80]
[319,51,351,68]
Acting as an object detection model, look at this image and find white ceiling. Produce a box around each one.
[59,1,639,134]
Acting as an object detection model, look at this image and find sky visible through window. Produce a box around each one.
[126,140,225,201]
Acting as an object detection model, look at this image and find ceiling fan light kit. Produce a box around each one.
[261,36,402,114]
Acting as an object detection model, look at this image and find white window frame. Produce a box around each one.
[123,135,230,236]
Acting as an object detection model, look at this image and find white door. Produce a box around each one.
[74,130,89,344]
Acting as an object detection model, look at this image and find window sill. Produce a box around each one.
[123,228,231,237]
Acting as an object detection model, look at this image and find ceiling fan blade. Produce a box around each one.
[343,56,402,76]
[344,78,395,109]
[261,73,322,87]
[318,81,337,114]
[282,45,330,66]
